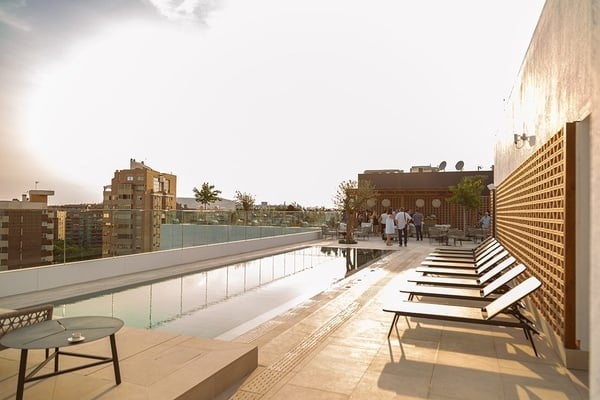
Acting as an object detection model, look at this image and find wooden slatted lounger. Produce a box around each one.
[383,277,542,356]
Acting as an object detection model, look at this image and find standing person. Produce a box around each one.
[371,210,380,235]
[384,208,395,246]
[412,209,424,241]
[395,208,411,247]
[480,211,491,234]
[380,209,389,240]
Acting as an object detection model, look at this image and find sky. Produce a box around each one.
[0,0,545,208]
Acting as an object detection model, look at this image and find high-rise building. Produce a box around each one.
[0,190,55,270]
[102,159,176,257]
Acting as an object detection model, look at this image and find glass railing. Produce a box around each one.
[53,208,341,263]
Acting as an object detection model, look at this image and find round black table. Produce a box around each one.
[0,316,124,400]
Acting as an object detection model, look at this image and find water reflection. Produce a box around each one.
[54,246,388,338]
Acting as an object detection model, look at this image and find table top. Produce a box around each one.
[0,316,123,350]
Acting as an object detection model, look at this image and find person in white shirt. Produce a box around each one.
[380,210,389,240]
[384,209,396,246]
[395,208,412,247]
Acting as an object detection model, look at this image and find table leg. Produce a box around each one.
[16,349,28,400]
[54,347,59,372]
[109,334,121,385]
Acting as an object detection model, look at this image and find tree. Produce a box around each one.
[446,175,487,230]
[235,191,255,225]
[333,179,378,244]
[193,183,222,210]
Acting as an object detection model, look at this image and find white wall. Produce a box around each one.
[589,0,599,396]
[495,0,592,182]
[495,0,595,372]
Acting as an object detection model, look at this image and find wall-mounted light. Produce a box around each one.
[513,133,536,148]
[487,183,496,190]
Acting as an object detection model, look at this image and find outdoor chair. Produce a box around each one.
[427,227,446,245]
[384,276,542,356]
[420,245,507,269]
[425,240,501,263]
[320,225,336,240]
[354,224,371,240]
[1,304,54,351]
[408,256,517,287]
[416,250,510,277]
[432,235,496,255]
[446,228,468,246]
[401,263,526,301]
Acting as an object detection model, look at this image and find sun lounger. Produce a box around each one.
[384,276,542,356]
[425,241,502,263]
[401,263,526,301]
[429,239,501,257]
[408,256,517,287]
[416,250,510,276]
[432,236,496,254]
[421,244,505,268]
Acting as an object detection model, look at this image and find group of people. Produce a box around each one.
[380,208,424,247]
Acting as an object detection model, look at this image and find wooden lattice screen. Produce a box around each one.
[495,124,576,348]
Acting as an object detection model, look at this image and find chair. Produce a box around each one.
[446,228,468,246]
[401,263,526,301]
[408,256,517,287]
[432,235,496,255]
[320,225,336,240]
[354,225,371,240]
[425,240,501,263]
[384,277,542,356]
[427,227,446,245]
[420,245,507,270]
[416,250,510,277]
[1,305,54,351]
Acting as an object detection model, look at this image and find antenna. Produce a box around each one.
[438,161,447,171]
[455,160,464,171]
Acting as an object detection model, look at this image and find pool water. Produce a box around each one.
[53,246,388,339]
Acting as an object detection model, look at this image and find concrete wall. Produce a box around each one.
[495,0,597,377]
[0,231,320,298]
[495,0,592,182]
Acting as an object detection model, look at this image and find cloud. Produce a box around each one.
[147,0,220,23]
[0,4,31,32]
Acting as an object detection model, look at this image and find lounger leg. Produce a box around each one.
[387,314,399,338]
[525,328,539,357]
[521,327,539,357]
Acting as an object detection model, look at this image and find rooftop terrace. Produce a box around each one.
[0,238,589,399]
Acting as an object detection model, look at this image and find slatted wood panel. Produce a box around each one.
[495,127,574,347]
[372,190,490,228]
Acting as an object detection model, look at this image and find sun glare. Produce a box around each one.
[22,20,204,178]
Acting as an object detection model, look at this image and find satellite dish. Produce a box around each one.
[438,161,447,171]
[455,160,464,171]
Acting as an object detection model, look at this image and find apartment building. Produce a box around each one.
[102,159,176,257]
[0,190,55,270]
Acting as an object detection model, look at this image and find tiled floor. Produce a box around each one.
[0,237,590,399]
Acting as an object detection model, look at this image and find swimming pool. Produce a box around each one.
[53,246,388,340]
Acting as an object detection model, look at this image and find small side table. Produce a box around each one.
[0,316,124,400]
